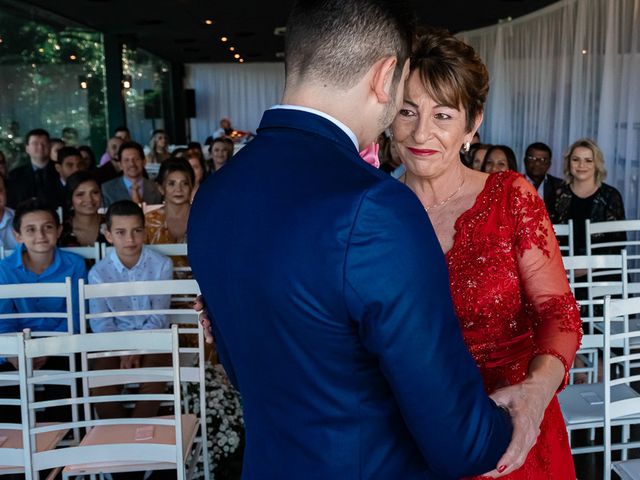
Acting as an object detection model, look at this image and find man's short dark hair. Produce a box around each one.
[13,198,60,232]
[526,142,552,160]
[25,128,50,144]
[57,146,82,164]
[114,126,130,135]
[105,200,145,230]
[117,141,145,161]
[285,0,413,90]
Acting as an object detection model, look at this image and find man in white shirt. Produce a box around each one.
[523,142,563,215]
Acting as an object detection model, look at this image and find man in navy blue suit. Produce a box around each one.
[189,1,531,478]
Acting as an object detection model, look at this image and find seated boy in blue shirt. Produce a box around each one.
[88,200,173,419]
[0,198,87,422]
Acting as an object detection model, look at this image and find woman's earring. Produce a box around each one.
[463,142,471,153]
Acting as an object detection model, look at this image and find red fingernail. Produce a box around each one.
[498,465,507,473]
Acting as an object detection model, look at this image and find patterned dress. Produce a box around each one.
[447,171,582,479]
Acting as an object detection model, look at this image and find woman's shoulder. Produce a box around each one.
[599,182,623,198]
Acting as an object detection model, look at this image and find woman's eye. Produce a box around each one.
[399,109,415,117]
[434,113,451,120]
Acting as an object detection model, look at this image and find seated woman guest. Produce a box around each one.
[146,129,171,164]
[469,143,490,171]
[481,145,518,173]
[59,171,106,248]
[186,150,207,201]
[394,27,581,478]
[146,159,194,277]
[551,138,625,255]
[209,137,231,172]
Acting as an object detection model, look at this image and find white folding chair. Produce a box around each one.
[78,279,209,479]
[24,327,198,480]
[0,332,32,477]
[553,220,574,257]
[59,243,101,263]
[559,253,628,454]
[101,243,191,277]
[603,296,640,480]
[586,219,640,294]
[0,278,81,445]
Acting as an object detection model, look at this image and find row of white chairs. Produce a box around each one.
[0,278,210,480]
[0,242,188,262]
[553,219,640,260]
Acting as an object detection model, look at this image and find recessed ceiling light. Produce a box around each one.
[221,36,228,42]
[204,19,213,25]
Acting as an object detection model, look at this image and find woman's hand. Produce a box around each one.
[482,354,565,477]
[193,295,214,344]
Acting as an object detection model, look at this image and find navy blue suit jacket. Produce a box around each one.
[188,109,511,479]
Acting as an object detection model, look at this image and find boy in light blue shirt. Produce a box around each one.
[88,200,172,419]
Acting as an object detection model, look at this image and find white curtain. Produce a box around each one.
[459,0,640,218]
[185,63,285,144]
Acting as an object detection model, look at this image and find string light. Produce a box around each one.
[234,53,240,59]
[69,54,77,60]
[204,19,213,25]
[229,46,235,51]
[221,37,228,42]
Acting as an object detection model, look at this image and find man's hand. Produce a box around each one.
[120,355,142,369]
[32,356,48,370]
[193,295,214,344]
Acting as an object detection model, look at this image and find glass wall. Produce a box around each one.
[0,7,107,169]
[122,44,173,149]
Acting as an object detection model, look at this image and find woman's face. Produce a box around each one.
[483,149,510,173]
[211,143,228,170]
[156,133,168,149]
[72,181,102,216]
[187,156,204,185]
[392,71,472,179]
[569,146,596,182]
[162,171,192,206]
[472,147,488,171]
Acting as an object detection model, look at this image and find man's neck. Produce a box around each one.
[527,173,545,189]
[22,249,55,275]
[31,158,49,169]
[125,175,142,183]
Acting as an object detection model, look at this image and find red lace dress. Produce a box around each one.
[447,171,582,479]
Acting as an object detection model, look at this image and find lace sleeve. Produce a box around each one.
[509,176,582,389]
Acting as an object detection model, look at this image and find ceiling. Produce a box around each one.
[10,0,558,64]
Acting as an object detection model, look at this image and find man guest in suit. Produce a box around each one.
[188,1,534,478]
[7,128,62,209]
[101,141,161,207]
[523,142,563,216]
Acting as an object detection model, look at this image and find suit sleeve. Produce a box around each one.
[344,180,512,478]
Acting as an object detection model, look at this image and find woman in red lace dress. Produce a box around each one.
[392,28,582,479]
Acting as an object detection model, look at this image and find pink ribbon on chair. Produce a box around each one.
[359,143,380,169]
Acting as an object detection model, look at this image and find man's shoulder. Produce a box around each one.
[8,164,31,180]
[57,249,87,271]
[546,173,564,187]
[102,176,123,190]
[141,245,172,265]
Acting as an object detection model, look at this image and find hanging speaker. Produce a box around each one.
[185,89,196,118]
[143,89,161,119]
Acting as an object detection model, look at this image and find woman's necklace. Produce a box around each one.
[404,173,466,212]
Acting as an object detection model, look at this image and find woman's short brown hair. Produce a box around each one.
[411,27,489,133]
[563,138,607,186]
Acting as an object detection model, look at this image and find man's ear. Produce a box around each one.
[371,56,398,104]
[54,163,62,175]
[104,229,114,245]
[12,229,22,244]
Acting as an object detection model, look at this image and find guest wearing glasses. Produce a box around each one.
[551,138,625,255]
[523,142,563,216]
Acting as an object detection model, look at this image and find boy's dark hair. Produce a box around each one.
[105,200,145,230]
[285,0,413,91]
[156,157,195,186]
[114,126,130,135]
[117,141,145,161]
[25,128,50,144]
[13,198,60,232]
[57,146,82,164]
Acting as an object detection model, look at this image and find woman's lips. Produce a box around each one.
[407,147,438,156]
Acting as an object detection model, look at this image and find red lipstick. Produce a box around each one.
[407,147,438,156]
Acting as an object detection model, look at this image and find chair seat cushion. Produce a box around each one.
[613,458,640,480]
[559,383,640,425]
[63,414,198,474]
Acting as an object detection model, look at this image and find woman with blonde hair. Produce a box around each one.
[146,129,171,164]
[551,138,625,255]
